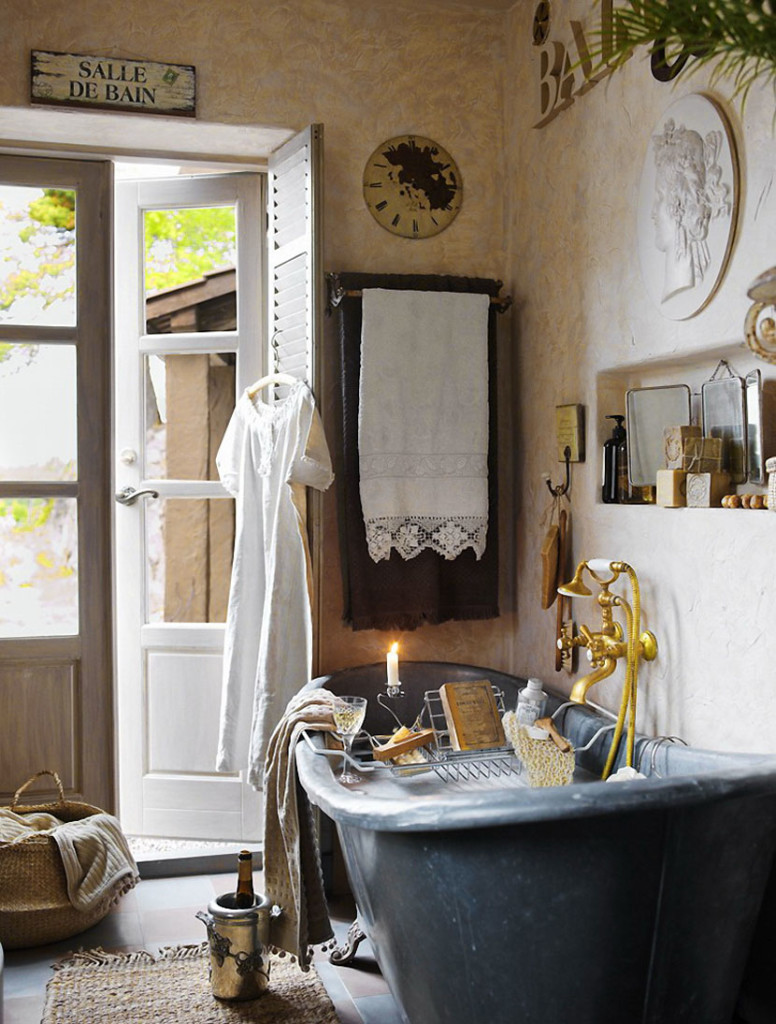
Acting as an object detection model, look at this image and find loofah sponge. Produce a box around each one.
[503,711,575,788]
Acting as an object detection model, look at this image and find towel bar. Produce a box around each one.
[326,275,513,314]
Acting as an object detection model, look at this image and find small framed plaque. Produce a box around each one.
[555,404,585,462]
[31,50,196,117]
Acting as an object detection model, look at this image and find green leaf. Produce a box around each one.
[144,206,237,293]
[592,0,776,106]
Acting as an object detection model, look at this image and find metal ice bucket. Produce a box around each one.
[197,892,272,1001]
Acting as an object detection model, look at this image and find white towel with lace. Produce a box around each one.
[359,288,490,562]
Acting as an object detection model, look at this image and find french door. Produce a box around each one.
[0,125,322,837]
[0,156,113,809]
[114,172,264,840]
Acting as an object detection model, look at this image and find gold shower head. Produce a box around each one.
[557,561,593,598]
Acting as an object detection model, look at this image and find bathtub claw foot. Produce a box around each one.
[329,920,367,965]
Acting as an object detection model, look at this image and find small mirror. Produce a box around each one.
[702,375,747,484]
[627,384,692,486]
[746,370,765,485]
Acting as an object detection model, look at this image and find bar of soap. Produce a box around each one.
[663,425,701,469]
[372,727,435,762]
[656,469,687,507]
[686,471,731,508]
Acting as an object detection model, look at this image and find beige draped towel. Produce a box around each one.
[262,688,339,970]
[0,807,138,914]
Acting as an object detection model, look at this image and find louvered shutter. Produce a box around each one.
[267,124,323,396]
[267,124,325,674]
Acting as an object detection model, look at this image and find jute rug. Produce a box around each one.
[42,942,340,1023]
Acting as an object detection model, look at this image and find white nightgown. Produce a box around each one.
[215,380,333,788]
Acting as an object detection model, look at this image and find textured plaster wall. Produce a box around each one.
[506,0,776,753]
[1,0,517,673]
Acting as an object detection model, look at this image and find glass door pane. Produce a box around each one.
[144,205,237,334]
[0,185,76,326]
[0,178,81,640]
[146,496,233,623]
[140,197,240,624]
[0,343,77,481]
[144,352,235,480]
[0,496,78,637]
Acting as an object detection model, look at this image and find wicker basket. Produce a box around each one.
[0,770,117,949]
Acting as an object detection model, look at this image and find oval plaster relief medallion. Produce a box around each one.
[637,93,738,320]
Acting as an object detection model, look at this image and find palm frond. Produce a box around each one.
[593,0,776,105]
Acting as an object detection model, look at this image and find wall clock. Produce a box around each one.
[532,0,551,45]
[362,134,462,239]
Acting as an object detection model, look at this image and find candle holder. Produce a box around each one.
[386,679,402,698]
[377,691,405,731]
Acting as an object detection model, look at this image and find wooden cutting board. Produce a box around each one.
[540,522,559,609]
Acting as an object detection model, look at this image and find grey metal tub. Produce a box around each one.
[297,662,776,1024]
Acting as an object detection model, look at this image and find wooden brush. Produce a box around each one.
[535,717,572,752]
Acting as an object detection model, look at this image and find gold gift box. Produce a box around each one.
[681,436,722,473]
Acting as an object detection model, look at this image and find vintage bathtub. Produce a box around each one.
[296,662,776,1024]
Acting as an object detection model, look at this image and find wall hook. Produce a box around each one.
[544,446,571,497]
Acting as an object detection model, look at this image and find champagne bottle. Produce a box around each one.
[234,849,255,908]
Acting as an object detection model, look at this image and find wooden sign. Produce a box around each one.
[31,50,196,117]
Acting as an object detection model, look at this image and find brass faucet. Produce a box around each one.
[556,559,657,777]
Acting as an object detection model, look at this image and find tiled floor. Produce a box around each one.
[2,867,404,1024]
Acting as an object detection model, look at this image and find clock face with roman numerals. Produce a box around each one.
[362,134,462,239]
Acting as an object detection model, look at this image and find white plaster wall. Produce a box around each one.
[506,0,776,752]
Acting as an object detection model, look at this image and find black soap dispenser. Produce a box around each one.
[602,415,626,504]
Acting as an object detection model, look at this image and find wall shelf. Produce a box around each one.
[595,339,776,503]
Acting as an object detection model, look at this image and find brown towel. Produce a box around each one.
[332,271,501,631]
[262,688,337,969]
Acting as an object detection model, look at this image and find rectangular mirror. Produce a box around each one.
[627,384,692,486]
[702,375,747,485]
[746,370,765,485]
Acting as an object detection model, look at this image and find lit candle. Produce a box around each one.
[387,642,399,690]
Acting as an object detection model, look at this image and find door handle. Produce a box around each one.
[115,486,160,506]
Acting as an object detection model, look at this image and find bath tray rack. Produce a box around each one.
[398,686,522,782]
[390,747,523,782]
[300,686,523,784]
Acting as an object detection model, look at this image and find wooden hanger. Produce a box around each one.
[246,372,299,399]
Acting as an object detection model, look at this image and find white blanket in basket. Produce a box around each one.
[0,808,138,913]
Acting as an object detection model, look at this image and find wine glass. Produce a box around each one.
[333,696,368,785]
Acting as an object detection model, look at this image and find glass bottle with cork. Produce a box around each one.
[602,415,626,503]
[233,849,255,908]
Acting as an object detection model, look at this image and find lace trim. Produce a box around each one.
[244,384,303,477]
[365,515,487,562]
[360,452,487,480]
